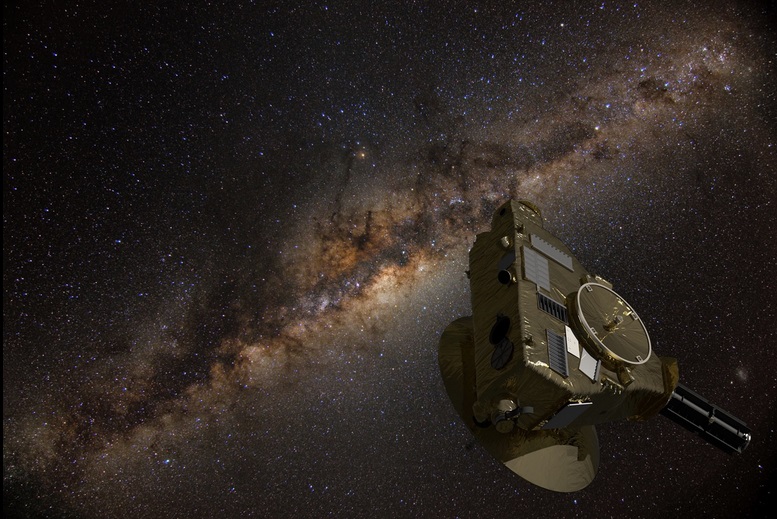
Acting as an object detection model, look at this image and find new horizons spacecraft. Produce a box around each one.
[439,200,751,492]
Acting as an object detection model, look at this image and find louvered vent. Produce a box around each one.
[546,329,569,377]
[538,293,568,323]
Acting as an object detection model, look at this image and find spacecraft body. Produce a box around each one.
[439,200,750,492]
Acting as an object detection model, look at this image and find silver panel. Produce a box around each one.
[565,325,580,358]
[578,347,601,382]
[531,234,574,271]
[523,246,550,291]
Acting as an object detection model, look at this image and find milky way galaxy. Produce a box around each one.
[4,1,776,517]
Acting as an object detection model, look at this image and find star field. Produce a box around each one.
[4,1,776,517]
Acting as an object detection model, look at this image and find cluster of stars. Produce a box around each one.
[4,1,775,518]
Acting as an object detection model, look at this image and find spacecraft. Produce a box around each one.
[438,200,751,492]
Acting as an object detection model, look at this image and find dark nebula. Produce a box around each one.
[4,1,776,518]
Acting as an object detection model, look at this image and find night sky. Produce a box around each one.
[3,1,776,518]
